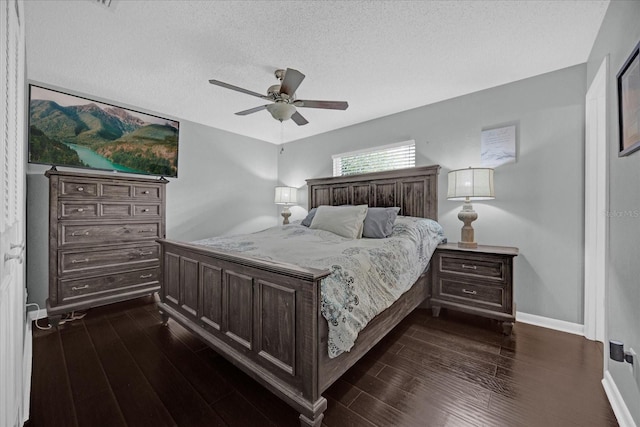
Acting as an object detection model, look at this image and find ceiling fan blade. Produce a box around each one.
[235,105,269,116]
[290,111,309,126]
[294,100,348,110]
[279,68,305,96]
[209,79,267,99]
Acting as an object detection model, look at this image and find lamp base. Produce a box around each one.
[280,206,292,225]
[458,241,478,249]
[457,199,478,249]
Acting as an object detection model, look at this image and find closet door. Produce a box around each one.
[0,0,28,425]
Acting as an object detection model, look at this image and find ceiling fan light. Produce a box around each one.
[266,102,296,122]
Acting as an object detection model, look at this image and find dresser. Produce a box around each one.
[45,169,168,326]
[431,243,519,335]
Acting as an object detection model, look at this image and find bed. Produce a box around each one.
[156,165,441,426]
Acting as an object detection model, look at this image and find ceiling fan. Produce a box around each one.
[208,68,348,126]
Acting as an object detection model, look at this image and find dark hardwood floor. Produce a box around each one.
[27,296,617,427]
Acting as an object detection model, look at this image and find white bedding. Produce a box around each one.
[193,216,446,358]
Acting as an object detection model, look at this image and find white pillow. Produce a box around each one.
[309,205,368,239]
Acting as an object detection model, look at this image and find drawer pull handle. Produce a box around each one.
[462,289,477,295]
[140,274,153,279]
[77,187,84,192]
[138,251,153,256]
[71,258,89,264]
[77,208,84,212]
[462,264,477,270]
[71,231,90,236]
[72,285,89,291]
[138,229,155,233]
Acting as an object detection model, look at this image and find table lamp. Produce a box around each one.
[274,186,298,225]
[447,167,495,248]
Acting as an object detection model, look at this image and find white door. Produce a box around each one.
[584,56,608,344]
[0,0,28,426]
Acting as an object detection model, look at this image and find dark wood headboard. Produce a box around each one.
[306,165,440,220]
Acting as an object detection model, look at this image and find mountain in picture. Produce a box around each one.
[28,87,179,177]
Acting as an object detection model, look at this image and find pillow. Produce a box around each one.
[301,208,317,227]
[309,205,368,239]
[363,207,401,238]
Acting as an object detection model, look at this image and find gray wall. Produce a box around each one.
[26,121,278,308]
[587,0,640,423]
[279,64,587,324]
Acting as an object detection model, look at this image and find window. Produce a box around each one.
[332,140,416,177]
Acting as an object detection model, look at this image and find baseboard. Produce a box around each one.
[27,307,47,322]
[516,311,584,336]
[22,318,32,424]
[602,370,637,427]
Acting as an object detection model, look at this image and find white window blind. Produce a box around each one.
[332,140,415,177]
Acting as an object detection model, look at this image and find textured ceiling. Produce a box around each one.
[25,0,609,144]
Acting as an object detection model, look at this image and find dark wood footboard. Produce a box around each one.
[156,239,331,426]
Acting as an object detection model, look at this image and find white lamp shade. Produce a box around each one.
[447,168,495,201]
[274,186,298,205]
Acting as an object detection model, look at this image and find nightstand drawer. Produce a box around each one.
[440,253,506,281]
[437,278,505,308]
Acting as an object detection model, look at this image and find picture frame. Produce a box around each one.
[617,39,640,157]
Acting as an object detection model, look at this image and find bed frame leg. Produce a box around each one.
[299,412,324,427]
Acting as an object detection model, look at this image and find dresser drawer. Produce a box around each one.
[134,204,161,217]
[102,183,133,198]
[134,185,161,200]
[436,278,506,310]
[60,202,99,219]
[60,180,98,197]
[59,267,160,302]
[439,253,506,281]
[60,222,160,245]
[60,244,160,274]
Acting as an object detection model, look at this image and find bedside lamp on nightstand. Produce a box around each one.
[274,186,297,225]
[447,167,495,249]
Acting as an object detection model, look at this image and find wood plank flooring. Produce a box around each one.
[26,296,618,427]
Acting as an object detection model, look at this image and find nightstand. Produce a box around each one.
[431,243,519,335]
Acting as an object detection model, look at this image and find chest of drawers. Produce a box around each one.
[45,169,168,325]
[431,243,519,335]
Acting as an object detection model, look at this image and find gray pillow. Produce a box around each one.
[362,207,401,238]
[301,208,317,227]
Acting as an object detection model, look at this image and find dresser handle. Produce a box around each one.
[138,251,153,256]
[71,231,90,236]
[138,229,155,233]
[72,285,89,291]
[462,289,477,295]
[77,187,84,192]
[140,274,153,279]
[461,264,477,270]
[71,258,89,264]
[77,208,84,212]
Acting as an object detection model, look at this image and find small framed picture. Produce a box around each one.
[617,39,640,157]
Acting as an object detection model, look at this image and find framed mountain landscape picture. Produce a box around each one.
[28,84,180,177]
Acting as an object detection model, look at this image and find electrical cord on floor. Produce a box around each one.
[26,303,87,329]
[25,303,51,330]
[59,311,87,325]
